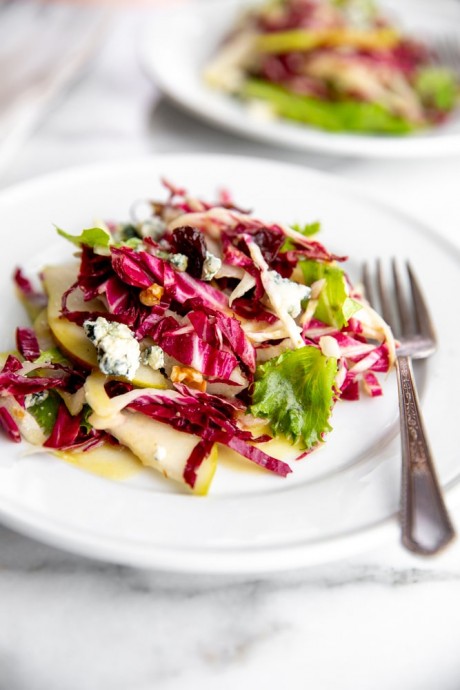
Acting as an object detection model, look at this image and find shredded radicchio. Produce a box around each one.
[16,327,40,362]
[1,177,394,492]
[127,388,290,487]
[0,371,71,396]
[0,406,21,442]
[43,403,108,451]
[13,268,47,311]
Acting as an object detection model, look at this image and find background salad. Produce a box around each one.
[205,0,459,134]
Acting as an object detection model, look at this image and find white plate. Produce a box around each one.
[141,0,460,158]
[0,154,459,573]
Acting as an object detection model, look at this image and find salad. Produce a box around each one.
[0,180,394,494]
[205,0,459,134]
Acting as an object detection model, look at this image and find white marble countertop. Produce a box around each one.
[1,6,460,690]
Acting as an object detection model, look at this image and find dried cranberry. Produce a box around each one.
[235,227,285,266]
[171,226,207,279]
[252,227,285,263]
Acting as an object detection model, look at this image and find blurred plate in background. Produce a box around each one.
[141,0,460,158]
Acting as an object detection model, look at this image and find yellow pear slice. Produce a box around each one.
[56,443,142,481]
[108,412,217,495]
[33,308,56,351]
[132,364,167,389]
[84,371,217,494]
[42,263,166,388]
[43,262,99,368]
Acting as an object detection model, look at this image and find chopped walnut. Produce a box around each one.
[170,365,206,392]
[151,202,165,216]
[139,283,164,306]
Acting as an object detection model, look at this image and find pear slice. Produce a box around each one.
[43,263,99,368]
[1,396,46,445]
[56,443,142,481]
[107,411,217,495]
[85,371,217,494]
[132,364,167,389]
[42,263,166,388]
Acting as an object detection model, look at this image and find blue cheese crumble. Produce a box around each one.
[139,216,166,240]
[141,345,165,371]
[84,317,140,380]
[266,271,311,318]
[25,391,49,409]
[202,251,222,281]
[168,253,188,272]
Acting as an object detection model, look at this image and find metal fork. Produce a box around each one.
[431,34,460,77]
[362,259,456,555]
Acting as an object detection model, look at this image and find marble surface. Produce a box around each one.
[1,5,460,690]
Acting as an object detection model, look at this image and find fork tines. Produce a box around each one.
[361,259,437,351]
[431,34,460,74]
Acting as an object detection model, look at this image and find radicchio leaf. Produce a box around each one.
[0,371,70,396]
[231,298,278,323]
[43,402,106,451]
[127,388,291,486]
[104,275,153,328]
[1,355,23,374]
[247,227,285,265]
[111,247,229,313]
[151,315,239,379]
[215,311,256,373]
[183,438,215,488]
[13,268,47,311]
[0,406,21,442]
[16,327,40,362]
[78,246,113,300]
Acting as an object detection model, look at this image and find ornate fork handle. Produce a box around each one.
[396,355,455,554]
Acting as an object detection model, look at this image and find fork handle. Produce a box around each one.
[396,355,455,555]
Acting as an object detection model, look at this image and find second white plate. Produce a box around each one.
[141,0,460,158]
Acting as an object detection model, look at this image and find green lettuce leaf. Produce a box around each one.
[34,348,69,365]
[80,404,94,434]
[114,224,143,249]
[415,67,458,112]
[301,260,361,328]
[57,226,111,249]
[343,297,362,322]
[250,346,338,449]
[114,237,143,250]
[291,221,321,237]
[242,79,415,133]
[282,221,321,251]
